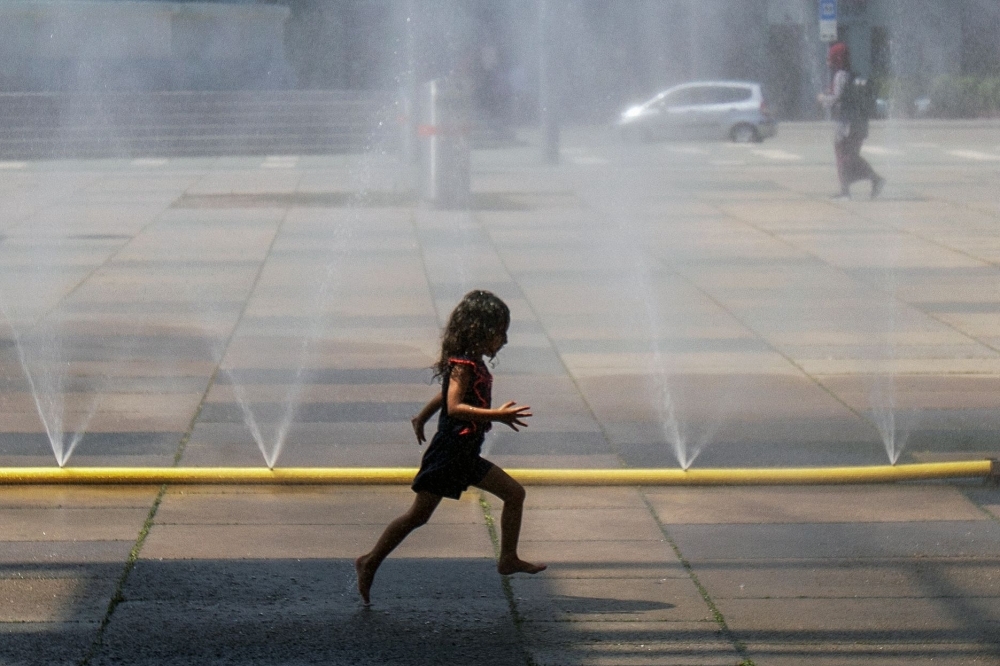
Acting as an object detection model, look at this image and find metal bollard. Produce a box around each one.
[418,78,471,209]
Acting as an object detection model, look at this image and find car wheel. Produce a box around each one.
[730,124,759,143]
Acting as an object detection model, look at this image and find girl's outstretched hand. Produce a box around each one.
[411,416,427,444]
[496,401,532,431]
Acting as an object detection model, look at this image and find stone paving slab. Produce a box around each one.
[154,487,485,525]
[519,507,670,542]
[0,622,99,666]
[0,577,114,622]
[692,557,1000,600]
[0,508,153,541]
[740,643,1000,666]
[141,522,493,560]
[668,520,1000,561]
[645,485,990,524]
[93,603,525,666]
[516,542,688,580]
[524,621,739,666]
[511,576,711,623]
[717,595,997,641]
[0,541,136,566]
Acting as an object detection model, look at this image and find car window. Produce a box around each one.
[663,88,698,107]
[703,87,753,104]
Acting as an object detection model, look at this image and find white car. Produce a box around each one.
[617,81,777,143]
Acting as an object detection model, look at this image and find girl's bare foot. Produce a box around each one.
[355,554,375,604]
[497,557,547,576]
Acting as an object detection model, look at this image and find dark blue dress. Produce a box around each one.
[411,356,495,500]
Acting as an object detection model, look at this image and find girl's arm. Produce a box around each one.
[446,364,532,431]
[411,393,442,444]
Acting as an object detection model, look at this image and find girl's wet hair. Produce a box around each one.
[434,290,510,377]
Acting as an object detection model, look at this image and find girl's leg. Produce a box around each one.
[356,491,441,604]
[475,466,546,575]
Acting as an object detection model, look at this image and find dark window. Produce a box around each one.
[703,87,753,104]
[664,88,698,106]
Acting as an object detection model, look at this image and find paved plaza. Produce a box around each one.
[0,121,999,663]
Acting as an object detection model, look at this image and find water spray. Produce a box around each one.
[0,460,994,486]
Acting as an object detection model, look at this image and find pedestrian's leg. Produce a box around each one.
[475,466,546,575]
[857,139,885,198]
[844,135,876,183]
[356,491,441,603]
[834,140,850,196]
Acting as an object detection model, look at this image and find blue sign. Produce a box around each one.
[819,0,837,42]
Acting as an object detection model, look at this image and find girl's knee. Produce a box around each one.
[504,482,526,506]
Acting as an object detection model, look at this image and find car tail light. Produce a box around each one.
[760,100,771,117]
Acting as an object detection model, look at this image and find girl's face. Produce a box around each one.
[484,328,508,356]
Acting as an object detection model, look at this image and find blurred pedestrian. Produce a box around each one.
[355,290,545,605]
[817,42,885,199]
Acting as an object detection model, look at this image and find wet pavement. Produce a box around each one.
[1,121,1000,664]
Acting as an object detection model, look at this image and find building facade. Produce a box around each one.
[2,0,999,122]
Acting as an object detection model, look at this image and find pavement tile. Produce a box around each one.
[510,576,712,623]
[965,488,1000,521]
[515,540,686,579]
[0,507,153,541]
[155,488,484,525]
[490,454,623,468]
[0,541,135,565]
[523,622,739,666]
[743,642,1000,666]
[0,486,159,508]
[92,600,525,666]
[522,486,648,509]
[645,485,989,524]
[718,596,997,640]
[528,645,741,666]
[668,521,1000,561]
[141,523,494,560]
[0,622,99,666]
[694,557,1000,600]
[488,430,613,456]
[518,507,668,542]
[122,558,503,604]
[0,577,115,622]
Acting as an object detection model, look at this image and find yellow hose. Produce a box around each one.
[0,460,993,485]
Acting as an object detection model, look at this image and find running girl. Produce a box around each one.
[355,290,546,604]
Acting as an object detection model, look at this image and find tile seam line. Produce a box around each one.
[847,206,1000,356]
[75,180,298,664]
[169,193,296,468]
[0,174,180,339]
[418,205,533,665]
[78,482,167,666]
[468,199,633,662]
[638,490,754,663]
[730,190,1000,356]
[654,198,920,452]
[477,495,539,666]
[470,196,638,472]
[961,488,1000,525]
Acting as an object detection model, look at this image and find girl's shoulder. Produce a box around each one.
[447,355,481,367]
[446,355,488,376]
